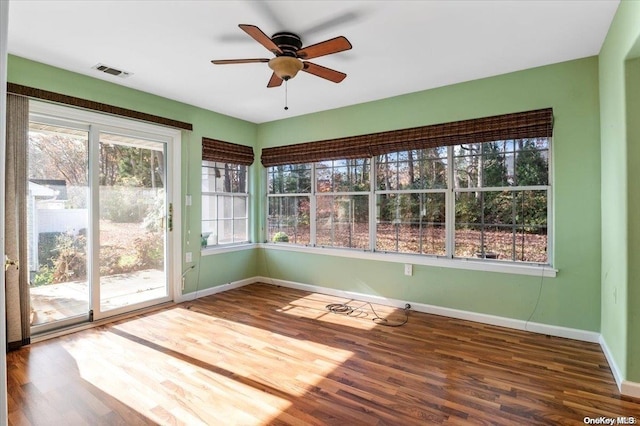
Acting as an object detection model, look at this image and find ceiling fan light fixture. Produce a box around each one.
[268,56,303,80]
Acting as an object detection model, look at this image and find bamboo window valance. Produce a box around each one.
[7,83,193,131]
[260,108,553,167]
[202,137,255,166]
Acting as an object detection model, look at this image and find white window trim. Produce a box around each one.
[199,241,556,277]
[201,242,258,256]
[265,139,553,275]
[201,161,250,248]
[259,243,557,277]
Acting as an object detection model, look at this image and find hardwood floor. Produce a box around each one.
[7,283,640,425]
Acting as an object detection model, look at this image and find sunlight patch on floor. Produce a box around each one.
[62,305,355,425]
[277,293,404,331]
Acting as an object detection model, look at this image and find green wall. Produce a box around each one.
[7,55,260,293]
[626,58,640,383]
[10,1,640,389]
[258,57,602,331]
[599,0,640,383]
[7,54,604,334]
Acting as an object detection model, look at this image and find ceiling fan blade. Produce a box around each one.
[211,58,270,65]
[302,62,347,83]
[302,11,360,37]
[297,36,352,60]
[267,72,283,88]
[251,2,286,32]
[239,24,282,55]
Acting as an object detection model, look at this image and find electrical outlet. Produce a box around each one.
[404,263,413,276]
[185,195,192,206]
[614,287,617,304]
[185,252,192,263]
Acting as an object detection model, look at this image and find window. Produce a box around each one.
[316,159,370,249]
[263,109,553,265]
[376,148,447,256]
[202,161,249,246]
[267,164,311,245]
[201,138,254,248]
[266,138,550,264]
[453,139,549,262]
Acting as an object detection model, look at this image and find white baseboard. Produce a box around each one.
[186,275,640,397]
[620,380,640,399]
[600,336,640,398]
[622,380,640,399]
[599,335,624,390]
[254,276,600,343]
[177,277,257,302]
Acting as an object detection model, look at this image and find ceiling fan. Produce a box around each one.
[211,24,352,88]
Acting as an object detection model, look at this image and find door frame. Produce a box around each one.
[29,101,182,324]
[1,0,10,421]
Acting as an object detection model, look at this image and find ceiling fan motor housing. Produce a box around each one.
[268,32,305,80]
[271,32,303,56]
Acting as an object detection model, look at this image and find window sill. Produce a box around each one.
[257,243,557,278]
[201,243,257,256]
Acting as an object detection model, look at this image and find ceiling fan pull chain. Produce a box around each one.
[284,80,289,111]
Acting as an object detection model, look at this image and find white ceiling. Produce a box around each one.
[8,0,619,124]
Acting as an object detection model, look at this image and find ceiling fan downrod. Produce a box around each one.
[284,79,289,111]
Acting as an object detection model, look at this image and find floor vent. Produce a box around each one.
[92,63,133,78]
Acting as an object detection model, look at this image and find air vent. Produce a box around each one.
[92,63,133,78]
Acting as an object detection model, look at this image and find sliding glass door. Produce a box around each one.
[28,122,91,327]
[97,132,168,314]
[28,102,179,332]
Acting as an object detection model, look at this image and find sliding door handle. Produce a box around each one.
[168,203,173,232]
[4,255,19,271]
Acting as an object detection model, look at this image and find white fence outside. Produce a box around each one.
[28,207,88,274]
